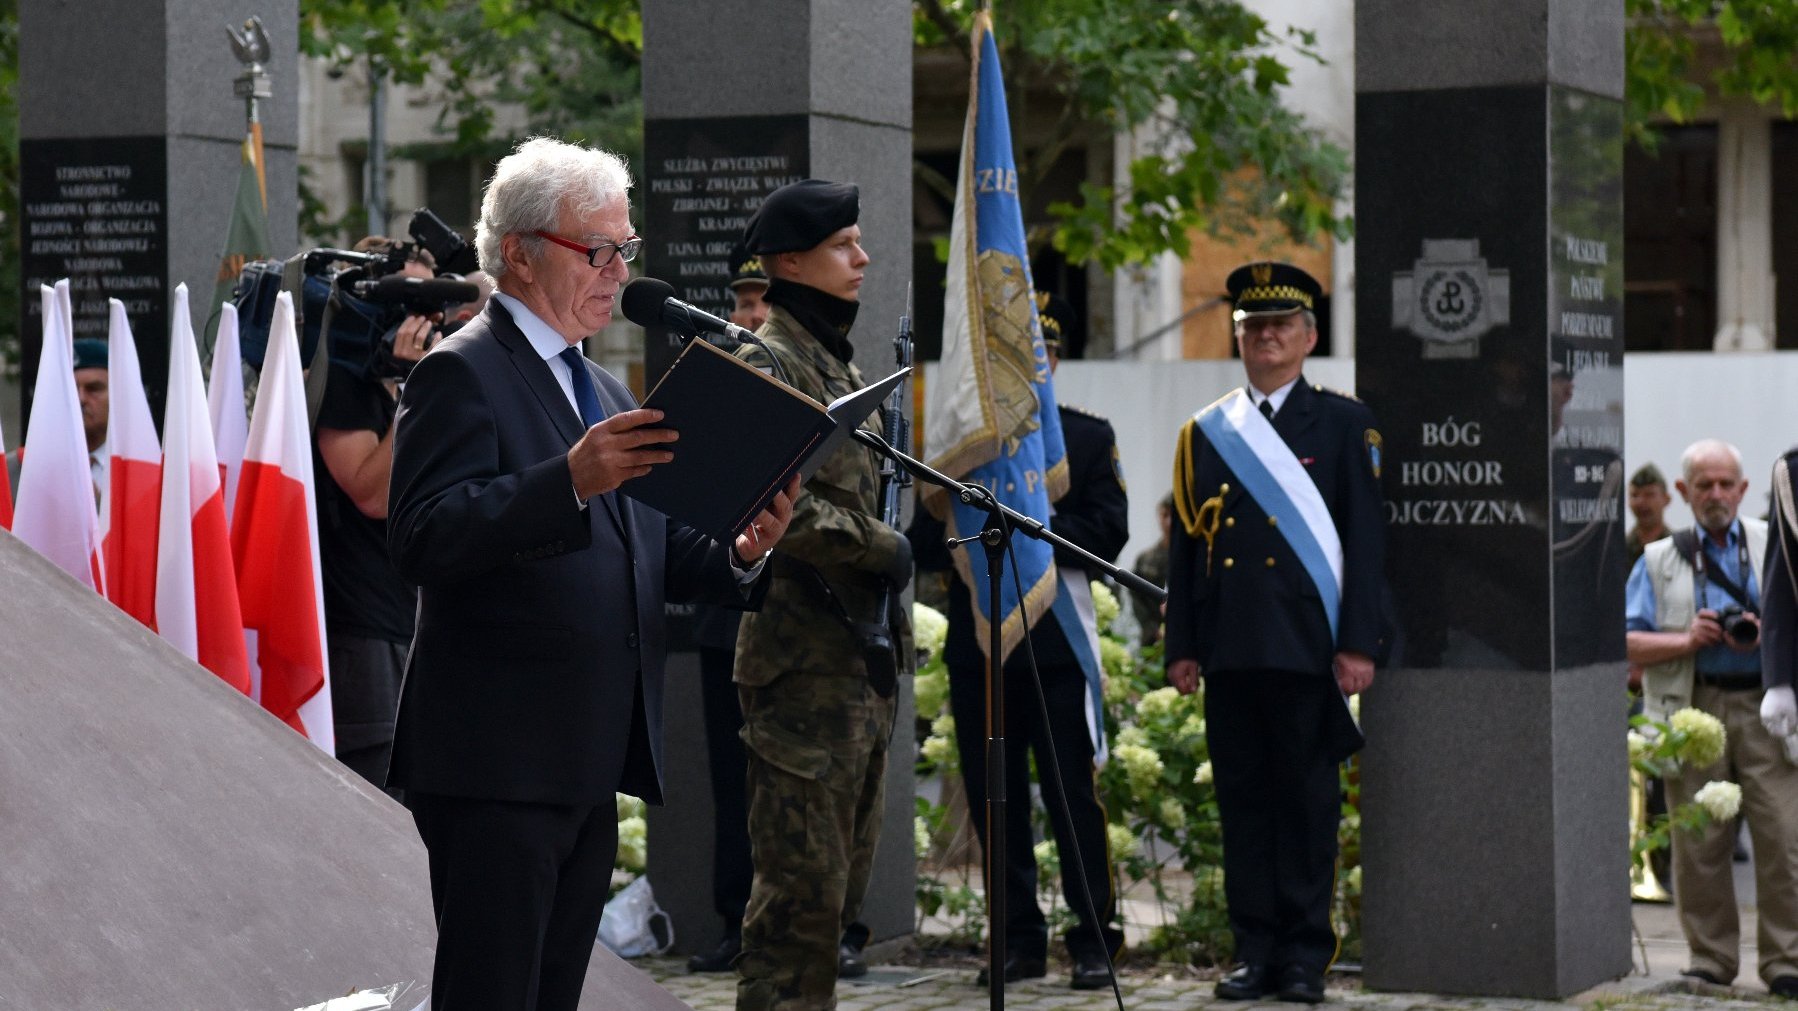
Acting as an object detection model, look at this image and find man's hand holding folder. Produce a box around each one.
[569,407,679,499]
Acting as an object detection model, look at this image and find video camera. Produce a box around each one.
[233,207,481,381]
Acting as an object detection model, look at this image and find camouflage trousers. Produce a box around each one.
[735,668,894,1011]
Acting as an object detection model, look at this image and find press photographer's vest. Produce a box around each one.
[1641,517,1767,721]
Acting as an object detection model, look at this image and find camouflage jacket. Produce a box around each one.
[733,304,914,685]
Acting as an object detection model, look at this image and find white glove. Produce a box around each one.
[1761,685,1798,738]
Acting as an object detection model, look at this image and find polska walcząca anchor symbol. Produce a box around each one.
[1392,239,1510,359]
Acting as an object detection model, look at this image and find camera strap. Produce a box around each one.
[1673,526,1754,611]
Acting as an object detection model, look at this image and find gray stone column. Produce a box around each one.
[1354,0,1632,998]
[640,0,916,956]
[17,0,299,423]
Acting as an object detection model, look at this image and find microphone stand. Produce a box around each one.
[853,430,1163,1011]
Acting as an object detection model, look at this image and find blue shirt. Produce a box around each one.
[1625,520,1761,674]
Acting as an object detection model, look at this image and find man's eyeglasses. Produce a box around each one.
[533,230,643,268]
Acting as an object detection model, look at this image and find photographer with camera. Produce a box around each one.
[312,235,437,795]
[1626,438,1798,997]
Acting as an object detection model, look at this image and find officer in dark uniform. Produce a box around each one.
[911,291,1128,991]
[1164,262,1386,1005]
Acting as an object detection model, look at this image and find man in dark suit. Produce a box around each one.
[1164,262,1386,1005]
[387,136,797,1011]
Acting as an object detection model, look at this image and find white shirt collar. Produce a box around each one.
[1248,376,1300,415]
[492,291,579,363]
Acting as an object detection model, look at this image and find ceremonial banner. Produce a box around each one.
[206,125,271,347]
[233,293,333,748]
[102,299,163,629]
[14,281,105,590]
[922,11,1068,663]
[156,285,250,693]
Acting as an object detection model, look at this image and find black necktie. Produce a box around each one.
[1259,398,1276,422]
[559,346,605,427]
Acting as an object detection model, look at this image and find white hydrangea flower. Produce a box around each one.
[1670,707,1727,768]
[1090,580,1120,634]
[1033,840,1056,867]
[1106,822,1137,857]
[1114,742,1164,797]
[1193,760,1213,786]
[914,816,931,859]
[1159,796,1187,829]
[1138,685,1182,722]
[1695,780,1742,822]
[913,668,949,720]
[912,602,948,661]
[616,815,648,872]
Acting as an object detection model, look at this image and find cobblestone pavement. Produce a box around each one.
[634,898,1789,1010]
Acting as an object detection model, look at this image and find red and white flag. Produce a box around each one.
[101,299,162,628]
[155,284,250,693]
[14,281,104,589]
[0,412,12,531]
[233,292,334,749]
[207,302,248,529]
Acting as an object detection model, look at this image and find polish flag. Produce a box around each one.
[207,302,248,529]
[0,412,12,530]
[155,285,250,693]
[101,300,163,628]
[232,292,334,749]
[14,281,104,590]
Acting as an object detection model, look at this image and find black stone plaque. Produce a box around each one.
[1358,87,1551,671]
[19,136,171,431]
[1547,86,1627,669]
[640,115,809,385]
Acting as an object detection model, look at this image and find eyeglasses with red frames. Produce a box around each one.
[533,230,644,268]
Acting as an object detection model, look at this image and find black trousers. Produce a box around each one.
[698,644,753,931]
[949,648,1123,960]
[408,791,619,1011]
[1204,668,1343,973]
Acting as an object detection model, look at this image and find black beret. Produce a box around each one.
[1227,261,1321,321]
[744,179,860,254]
[72,338,108,371]
[1630,463,1666,489]
[728,241,768,289]
[1033,290,1077,354]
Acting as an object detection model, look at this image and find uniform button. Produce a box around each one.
[1224,517,1235,528]
[1267,516,1278,527]
[626,633,640,649]
[1265,557,1276,567]
[1223,557,1234,569]
[1220,482,1231,494]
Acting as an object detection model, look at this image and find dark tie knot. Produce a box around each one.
[1259,398,1276,422]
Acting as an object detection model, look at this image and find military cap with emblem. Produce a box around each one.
[1226,261,1322,321]
[1033,289,1078,356]
[744,179,860,255]
[1630,462,1666,490]
[729,241,768,290]
[72,338,108,371]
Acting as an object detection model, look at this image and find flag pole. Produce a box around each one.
[228,17,271,211]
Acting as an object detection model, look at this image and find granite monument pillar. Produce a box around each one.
[1355,0,1632,998]
[639,0,916,957]
[17,0,299,427]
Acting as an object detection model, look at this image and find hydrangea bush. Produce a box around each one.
[1629,706,1741,865]
[911,584,1365,965]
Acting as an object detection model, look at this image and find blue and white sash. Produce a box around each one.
[1194,389,1343,641]
[1048,569,1107,765]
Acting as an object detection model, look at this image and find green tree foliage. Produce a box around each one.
[916,0,1352,269]
[1626,0,1798,148]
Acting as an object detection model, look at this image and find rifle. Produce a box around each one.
[859,285,914,697]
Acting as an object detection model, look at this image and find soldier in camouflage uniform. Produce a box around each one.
[732,179,914,1011]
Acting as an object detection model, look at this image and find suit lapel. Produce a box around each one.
[490,301,632,543]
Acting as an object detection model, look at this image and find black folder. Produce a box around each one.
[619,337,909,541]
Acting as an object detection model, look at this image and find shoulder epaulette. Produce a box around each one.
[1312,383,1362,403]
[1060,402,1107,423]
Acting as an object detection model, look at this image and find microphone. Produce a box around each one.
[621,277,762,346]
[353,275,481,306]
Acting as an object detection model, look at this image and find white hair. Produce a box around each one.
[1680,438,1743,481]
[475,136,633,280]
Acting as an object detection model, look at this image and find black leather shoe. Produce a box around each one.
[837,941,868,979]
[1215,963,1270,1000]
[976,952,1048,987]
[1770,975,1798,999]
[1681,967,1728,986]
[1275,965,1326,1004]
[686,932,740,973]
[1069,949,1114,990]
